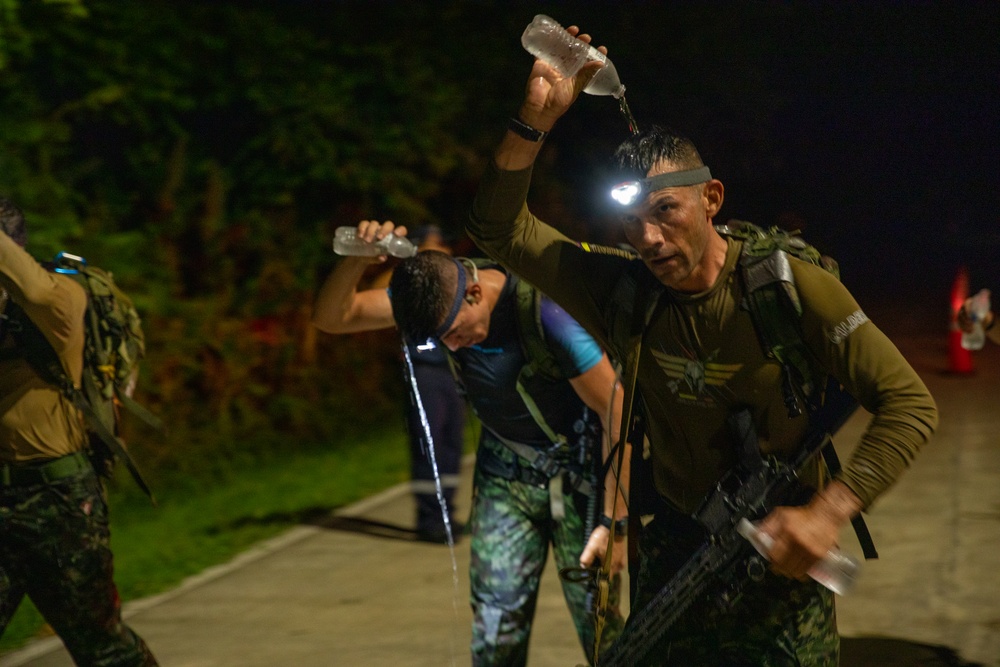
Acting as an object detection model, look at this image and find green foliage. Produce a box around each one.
[0,0,85,70]
[6,1,481,238]
[0,1,505,479]
[120,299,408,488]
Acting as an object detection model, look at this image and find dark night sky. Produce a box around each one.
[478,2,999,306]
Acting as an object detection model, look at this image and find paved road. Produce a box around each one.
[2,297,998,667]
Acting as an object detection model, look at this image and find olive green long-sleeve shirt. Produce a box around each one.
[469,161,937,511]
[0,232,88,462]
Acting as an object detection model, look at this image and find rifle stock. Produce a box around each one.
[598,386,859,666]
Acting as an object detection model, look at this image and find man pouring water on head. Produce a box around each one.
[467,17,937,666]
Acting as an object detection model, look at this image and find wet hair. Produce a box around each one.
[389,250,464,342]
[612,125,704,180]
[0,197,27,247]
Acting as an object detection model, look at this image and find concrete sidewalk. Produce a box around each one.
[2,300,999,666]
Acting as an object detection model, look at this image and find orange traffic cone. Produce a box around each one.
[949,266,974,374]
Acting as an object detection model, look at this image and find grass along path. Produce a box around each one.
[0,427,415,653]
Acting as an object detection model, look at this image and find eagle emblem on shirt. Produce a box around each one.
[651,348,742,407]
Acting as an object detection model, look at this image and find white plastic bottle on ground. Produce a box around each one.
[961,288,991,351]
[333,227,417,258]
[736,518,860,596]
[521,14,625,99]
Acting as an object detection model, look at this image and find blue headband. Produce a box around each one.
[434,258,468,339]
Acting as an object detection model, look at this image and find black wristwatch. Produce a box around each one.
[599,514,628,534]
[507,116,549,142]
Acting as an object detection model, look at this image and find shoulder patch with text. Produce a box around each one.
[829,309,869,344]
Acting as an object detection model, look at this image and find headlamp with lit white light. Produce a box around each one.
[609,166,713,207]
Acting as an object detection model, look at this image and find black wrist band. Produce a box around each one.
[599,514,628,534]
[507,116,548,142]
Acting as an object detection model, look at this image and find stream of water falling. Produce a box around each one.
[618,92,639,136]
[402,341,462,663]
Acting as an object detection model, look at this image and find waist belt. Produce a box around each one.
[480,425,594,521]
[481,425,593,495]
[0,451,92,487]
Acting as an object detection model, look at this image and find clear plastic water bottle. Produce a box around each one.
[736,518,860,596]
[332,227,417,258]
[521,14,626,99]
[961,288,991,351]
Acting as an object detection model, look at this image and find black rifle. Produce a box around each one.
[598,385,859,666]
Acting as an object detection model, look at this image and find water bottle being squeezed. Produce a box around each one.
[520,14,638,134]
[332,226,417,258]
[521,14,625,98]
[737,518,860,596]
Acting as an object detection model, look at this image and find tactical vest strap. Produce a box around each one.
[739,249,815,417]
[66,383,155,502]
[820,441,879,560]
[513,277,563,382]
[593,261,661,628]
[454,262,572,448]
[509,276,575,448]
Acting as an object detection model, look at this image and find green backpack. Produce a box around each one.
[8,252,160,499]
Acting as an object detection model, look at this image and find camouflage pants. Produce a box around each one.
[469,465,624,666]
[0,467,157,666]
[627,509,839,666]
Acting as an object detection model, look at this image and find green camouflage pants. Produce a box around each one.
[469,465,624,666]
[0,467,157,666]
[627,509,839,666]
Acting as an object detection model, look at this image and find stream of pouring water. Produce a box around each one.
[618,92,639,136]
[402,341,462,663]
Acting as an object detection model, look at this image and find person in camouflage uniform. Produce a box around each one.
[312,220,627,665]
[466,19,937,666]
[0,198,157,666]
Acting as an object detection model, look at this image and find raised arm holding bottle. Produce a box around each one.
[313,219,627,664]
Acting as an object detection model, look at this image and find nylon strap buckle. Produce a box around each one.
[531,451,562,479]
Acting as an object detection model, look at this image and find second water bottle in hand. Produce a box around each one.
[737,518,860,596]
[333,227,417,258]
[520,14,625,99]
